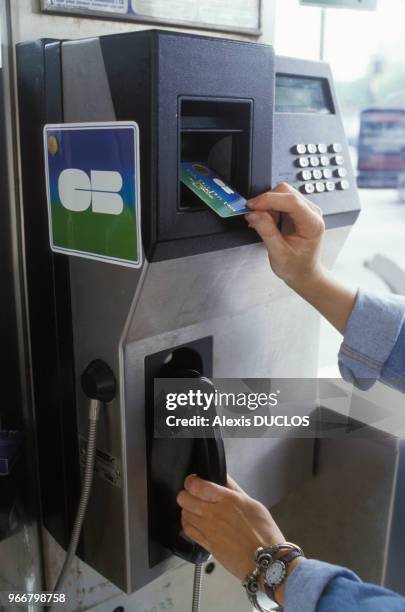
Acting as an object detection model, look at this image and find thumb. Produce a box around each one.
[184,474,230,502]
[245,211,285,254]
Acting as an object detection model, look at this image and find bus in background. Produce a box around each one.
[358,93,405,192]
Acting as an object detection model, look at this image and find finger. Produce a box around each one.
[181,509,206,530]
[182,521,210,551]
[177,489,210,516]
[181,509,217,538]
[273,182,298,195]
[255,186,286,224]
[227,475,244,493]
[248,192,303,215]
[307,201,324,218]
[248,192,320,235]
[184,474,228,503]
[248,182,294,207]
[245,211,286,254]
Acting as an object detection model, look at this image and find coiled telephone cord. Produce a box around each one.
[192,562,204,612]
[52,399,100,600]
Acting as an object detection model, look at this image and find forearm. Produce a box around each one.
[288,267,357,335]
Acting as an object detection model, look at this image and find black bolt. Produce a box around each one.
[205,561,216,574]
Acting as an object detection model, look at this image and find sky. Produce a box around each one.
[274,0,405,82]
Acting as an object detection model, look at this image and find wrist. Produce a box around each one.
[243,543,305,611]
[273,556,305,607]
[286,266,329,300]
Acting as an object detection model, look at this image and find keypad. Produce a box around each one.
[337,180,350,191]
[302,183,315,195]
[332,155,345,166]
[297,157,310,168]
[292,144,307,155]
[335,167,347,178]
[299,170,312,181]
[293,142,350,196]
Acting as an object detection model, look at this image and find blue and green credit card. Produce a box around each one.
[180,162,249,218]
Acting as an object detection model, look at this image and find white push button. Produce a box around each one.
[313,169,323,180]
[337,180,350,190]
[293,144,307,155]
[307,144,317,154]
[320,156,330,167]
[323,168,332,179]
[326,182,335,192]
[317,144,327,154]
[332,155,345,166]
[330,143,343,153]
[335,167,348,178]
[315,182,325,193]
[297,157,310,168]
[310,156,320,167]
[301,183,315,194]
[298,170,312,181]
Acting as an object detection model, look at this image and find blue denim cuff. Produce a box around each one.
[285,559,360,612]
[338,290,405,390]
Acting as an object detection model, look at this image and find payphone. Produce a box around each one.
[16,30,360,594]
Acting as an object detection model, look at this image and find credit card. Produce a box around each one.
[180,162,249,218]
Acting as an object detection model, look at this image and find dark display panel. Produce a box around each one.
[276,75,334,114]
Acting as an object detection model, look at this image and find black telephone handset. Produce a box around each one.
[150,369,227,565]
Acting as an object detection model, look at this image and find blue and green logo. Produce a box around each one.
[44,122,142,268]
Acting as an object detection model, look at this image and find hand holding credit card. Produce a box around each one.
[180,162,249,218]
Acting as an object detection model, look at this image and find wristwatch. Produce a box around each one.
[243,543,304,612]
[264,549,304,603]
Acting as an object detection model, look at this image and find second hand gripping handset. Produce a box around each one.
[151,368,227,565]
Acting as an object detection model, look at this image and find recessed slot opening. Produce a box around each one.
[179,98,252,211]
[145,338,213,568]
[158,347,203,378]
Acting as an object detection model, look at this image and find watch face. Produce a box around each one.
[265,560,287,587]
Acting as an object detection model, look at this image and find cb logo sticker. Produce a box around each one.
[43,122,142,268]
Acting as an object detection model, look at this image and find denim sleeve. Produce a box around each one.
[338,291,405,391]
[285,559,405,612]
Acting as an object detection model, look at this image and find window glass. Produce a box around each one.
[275,0,322,60]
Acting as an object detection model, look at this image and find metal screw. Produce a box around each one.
[205,562,215,574]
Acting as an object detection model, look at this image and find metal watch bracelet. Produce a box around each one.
[242,543,304,612]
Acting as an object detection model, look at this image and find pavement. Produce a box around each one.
[319,188,405,373]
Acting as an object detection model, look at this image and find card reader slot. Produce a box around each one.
[181,128,244,134]
[180,133,239,211]
[179,98,252,212]
[181,116,245,132]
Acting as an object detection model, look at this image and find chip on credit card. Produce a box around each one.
[180,162,249,218]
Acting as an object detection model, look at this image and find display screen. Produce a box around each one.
[275,75,334,114]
